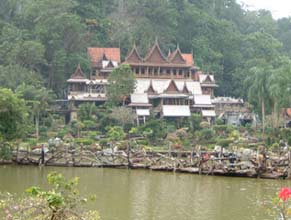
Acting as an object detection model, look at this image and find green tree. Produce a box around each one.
[106,126,126,151]
[107,126,126,142]
[16,84,56,139]
[78,102,97,121]
[246,64,272,134]
[0,87,28,140]
[107,64,136,106]
[0,65,42,90]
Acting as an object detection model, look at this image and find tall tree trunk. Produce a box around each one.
[262,97,265,135]
[274,101,279,128]
[35,112,39,140]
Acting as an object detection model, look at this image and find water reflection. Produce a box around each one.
[0,166,288,220]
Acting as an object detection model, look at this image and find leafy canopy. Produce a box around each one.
[107,64,136,106]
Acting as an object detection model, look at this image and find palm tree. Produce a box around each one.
[268,58,291,127]
[16,84,55,139]
[246,65,272,134]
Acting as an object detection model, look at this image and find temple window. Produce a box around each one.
[166,68,171,76]
[149,68,153,76]
[141,67,145,75]
[173,69,177,76]
[154,68,158,76]
[159,68,163,76]
[179,69,183,76]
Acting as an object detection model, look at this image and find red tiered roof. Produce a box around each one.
[182,54,194,66]
[88,48,120,66]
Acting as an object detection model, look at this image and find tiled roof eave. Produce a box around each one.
[192,104,215,108]
[128,103,152,107]
[67,79,88,83]
[201,83,218,87]
[124,62,192,68]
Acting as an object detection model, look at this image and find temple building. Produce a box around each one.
[67,40,218,122]
[67,48,120,104]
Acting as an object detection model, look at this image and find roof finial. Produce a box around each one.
[155,36,158,45]
[168,48,171,57]
[133,40,136,48]
[176,42,180,50]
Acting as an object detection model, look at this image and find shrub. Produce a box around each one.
[280,129,291,142]
[106,126,126,142]
[215,118,224,125]
[75,138,94,146]
[197,128,215,141]
[0,172,100,220]
[200,121,210,129]
[0,143,12,160]
[83,120,97,130]
[213,125,228,134]
[136,139,149,146]
[87,131,100,140]
[26,138,38,147]
[139,118,167,144]
[57,127,70,139]
[39,126,48,136]
[216,138,233,148]
[191,113,202,131]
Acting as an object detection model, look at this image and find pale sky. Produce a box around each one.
[237,0,291,19]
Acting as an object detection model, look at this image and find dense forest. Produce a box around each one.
[1,0,291,116]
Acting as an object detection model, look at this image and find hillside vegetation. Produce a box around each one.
[0,0,291,131]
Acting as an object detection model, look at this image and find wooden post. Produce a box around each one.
[190,147,194,165]
[16,145,19,163]
[80,143,83,162]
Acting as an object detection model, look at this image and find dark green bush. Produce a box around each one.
[215,118,224,125]
[213,125,228,134]
[197,129,215,141]
[83,120,97,130]
[190,113,201,131]
[0,143,12,160]
[57,127,70,139]
[216,138,233,148]
[136,139,149,146]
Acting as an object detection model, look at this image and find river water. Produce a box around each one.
[0,165,288,220]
